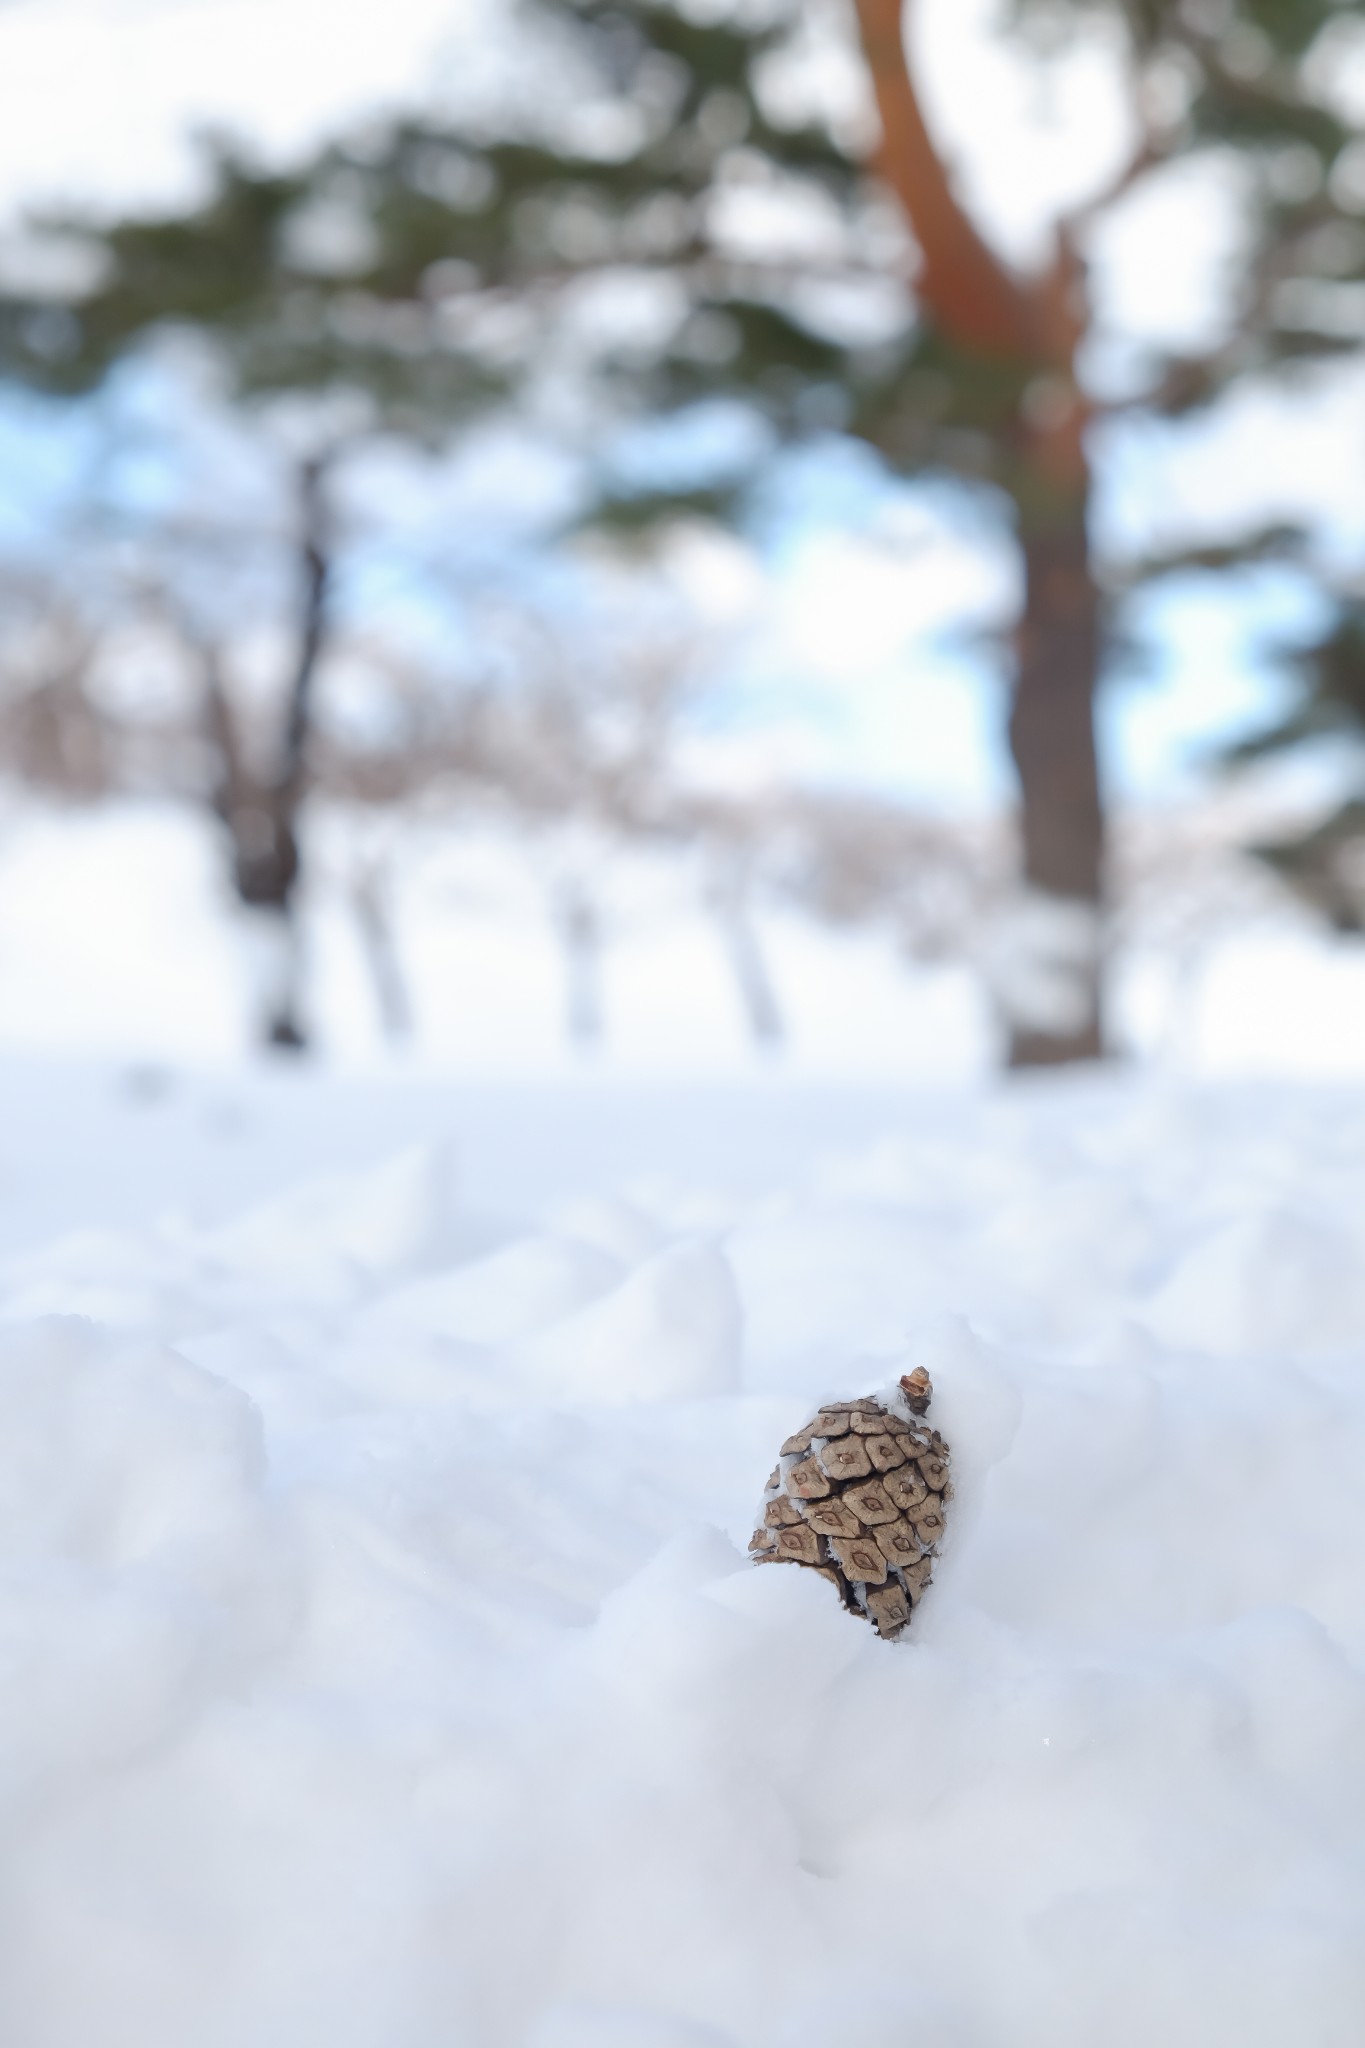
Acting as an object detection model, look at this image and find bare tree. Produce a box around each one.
[419,608,790,1051]
[189,456,333,1049]
[0,588,114,801]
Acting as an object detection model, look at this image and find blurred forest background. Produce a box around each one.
[0,0,1363,1076]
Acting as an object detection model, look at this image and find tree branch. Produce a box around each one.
[1109,194,1346,421]
[1062,126,1167,243]
[850,0,1037,360]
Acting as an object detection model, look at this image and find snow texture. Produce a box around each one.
[1,1068,1364,2046]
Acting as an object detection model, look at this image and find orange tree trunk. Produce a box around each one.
[851,0,1108,1065]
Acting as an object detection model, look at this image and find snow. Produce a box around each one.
[0,1058,1364,2045]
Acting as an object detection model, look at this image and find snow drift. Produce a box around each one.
[0,1075,1363,2046]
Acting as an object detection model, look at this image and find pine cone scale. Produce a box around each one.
[830,1535,888,1584]
[800,1497,862,1539]
[786,1455,832,1499]
[885,1469,928,1512]
[820,1436,872,1482]
[842,1479,899,1526]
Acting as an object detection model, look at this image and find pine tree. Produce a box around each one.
[843,0,1365,1057]
[1224,597,1365,930]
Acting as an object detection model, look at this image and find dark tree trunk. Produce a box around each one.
[280,457,330,801]
[1004,493,1105,1066]
[203,456,332,1053]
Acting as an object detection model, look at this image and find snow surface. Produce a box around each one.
[1,1058,1364,2045]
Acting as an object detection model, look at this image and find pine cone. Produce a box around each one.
[749,1372,951,1639]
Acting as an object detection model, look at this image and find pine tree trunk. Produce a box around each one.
[1002,494,1105,1066]
[849,0,1112,1068]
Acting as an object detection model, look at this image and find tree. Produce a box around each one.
[0,146,509,1048]
[0,9,886,1044]
[4,0,1363,1061]
[1223,592,1365,931]
[841,0,1365,1059]
[297,0,1365,1062]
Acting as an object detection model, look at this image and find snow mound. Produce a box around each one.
[0,1075,1363,2046]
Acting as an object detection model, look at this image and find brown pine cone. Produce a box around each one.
[749,1372,951,1640]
